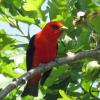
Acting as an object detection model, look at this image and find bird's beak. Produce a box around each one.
[59,26,68,31]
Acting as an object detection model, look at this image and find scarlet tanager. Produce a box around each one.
[21,21,68,97]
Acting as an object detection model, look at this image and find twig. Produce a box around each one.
[0,48,100,99]
[27,25,31,40]
[16,21,25,35]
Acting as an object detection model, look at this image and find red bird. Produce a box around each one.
[21,21,67,97]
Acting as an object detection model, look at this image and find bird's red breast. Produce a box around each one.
[32,32,57,67]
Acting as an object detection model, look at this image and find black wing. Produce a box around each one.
[26,35,36,71]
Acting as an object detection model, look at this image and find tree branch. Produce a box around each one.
[0,48,100,99]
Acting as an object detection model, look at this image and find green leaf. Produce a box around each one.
[58,90,73,100]
[0,16,8,22]
[21,95,34,100]
[92,0,100,6]
[1,63,20,78]
[12,0,22,8]
[23,0,43,11]
[48,1,60,20]
[47,0,67,20]
[82,93,91,100]
[75,26,90,51]
[22,0,45,19]
[0,0,23,15]
[0,6,12,16]
[14,15,35,24]
[44,65,70,87]
[76,0,97,11]
[81,79,91,92]
[0,30,17,50]
[90,15,100,32]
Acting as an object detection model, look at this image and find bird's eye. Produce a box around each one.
[51,25,59,30]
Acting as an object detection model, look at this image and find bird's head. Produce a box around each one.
[42,21,68,41]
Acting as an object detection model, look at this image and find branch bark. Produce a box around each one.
[0,48,100,99]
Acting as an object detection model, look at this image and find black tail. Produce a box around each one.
[21,80,39,97]
[40,70,52,85]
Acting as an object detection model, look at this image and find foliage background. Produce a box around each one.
[0,0,100,100]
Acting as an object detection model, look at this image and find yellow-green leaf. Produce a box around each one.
[23,0,44,11]
[58,90,72,100]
